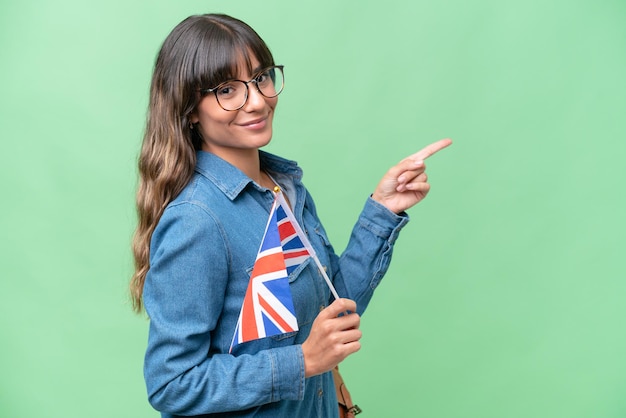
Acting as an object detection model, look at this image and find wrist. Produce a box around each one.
[370,191,384,206]
[301,342,317,378]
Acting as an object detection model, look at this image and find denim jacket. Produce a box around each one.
[143,150,409,417]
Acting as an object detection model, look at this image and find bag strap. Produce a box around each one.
[332,365,362,417]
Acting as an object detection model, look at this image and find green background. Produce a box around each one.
[1,0,625,417]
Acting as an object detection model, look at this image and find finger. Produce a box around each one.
[410,138,452,161]
[397,173,428,192]
[324,298,357,318]
[338,328,362,345]
[398,167,427,184]
[405,182,430,193]
[412,172,428,184]
[343,340,361,355]
[332,340,362,363]
[391,159,426,180]
[335,312,361,331]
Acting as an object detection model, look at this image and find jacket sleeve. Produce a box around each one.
[323,196,410,315]
[143,202,305,415]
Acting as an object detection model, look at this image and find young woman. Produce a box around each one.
[130,13,451,418]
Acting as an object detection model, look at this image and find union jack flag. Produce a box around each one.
[276,203,311,276]
[230,190,312,352]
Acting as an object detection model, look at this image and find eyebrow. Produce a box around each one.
[232,65,269,82]
[220,62,269,84]
[250,64,269,76]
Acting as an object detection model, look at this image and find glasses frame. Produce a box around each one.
[198,65,285,111]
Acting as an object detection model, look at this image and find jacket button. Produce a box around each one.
[318,389,323,397]
[319,305,325,312]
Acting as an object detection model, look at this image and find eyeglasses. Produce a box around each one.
[199,65,285,111]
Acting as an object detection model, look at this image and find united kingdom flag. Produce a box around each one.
[276,203,311,276]
[230,191,312,352]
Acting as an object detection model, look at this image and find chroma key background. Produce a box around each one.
[1,0,625,417]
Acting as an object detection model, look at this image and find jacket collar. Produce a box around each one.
[194,150,303,200]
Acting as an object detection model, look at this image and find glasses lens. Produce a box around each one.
[256,66,284,98]
[215,80,248,111]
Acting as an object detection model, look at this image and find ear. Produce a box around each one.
[189,111,199,124]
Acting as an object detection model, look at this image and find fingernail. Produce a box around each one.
[413,160,424,166]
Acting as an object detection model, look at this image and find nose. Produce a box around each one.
[242,82,266,111]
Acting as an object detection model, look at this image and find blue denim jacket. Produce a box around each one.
[143,151,409,417]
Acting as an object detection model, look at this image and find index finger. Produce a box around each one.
[411,138,453,161]
[324,298,356,318]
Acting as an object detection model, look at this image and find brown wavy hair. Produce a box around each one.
[130,14,276,312]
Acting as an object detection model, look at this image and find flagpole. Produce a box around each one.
[309,248,340,301]
[274,188,340,301]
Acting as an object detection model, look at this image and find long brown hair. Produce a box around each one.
[130,14,276,312]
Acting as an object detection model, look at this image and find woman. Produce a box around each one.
[130,13,451,417]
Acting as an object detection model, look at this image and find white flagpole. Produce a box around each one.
[274,188,340,301]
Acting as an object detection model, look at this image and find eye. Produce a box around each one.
[216,82,239,97]
[256,69,274,86]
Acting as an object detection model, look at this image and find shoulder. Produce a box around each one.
[151,186,228,256]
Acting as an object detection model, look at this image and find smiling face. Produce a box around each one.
[190,55,278,162]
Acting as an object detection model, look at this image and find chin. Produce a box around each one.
[254,129,273,148]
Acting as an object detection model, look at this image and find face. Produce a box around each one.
[190,56,278,160]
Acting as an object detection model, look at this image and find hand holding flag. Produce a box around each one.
[301,297,361,378]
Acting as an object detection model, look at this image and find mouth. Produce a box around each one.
[238,114,270,130]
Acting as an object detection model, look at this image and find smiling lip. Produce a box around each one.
[239,116,268,130]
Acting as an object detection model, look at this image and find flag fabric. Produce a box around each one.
[276,203,312,276]
[230,192,307,352]
[274,190,340,301]
[230,189,340,352]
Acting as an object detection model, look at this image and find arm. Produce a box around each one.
[143,202,304,415]
[300,139,452,376]
[332,197,409,313]
[335,138,453,308]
